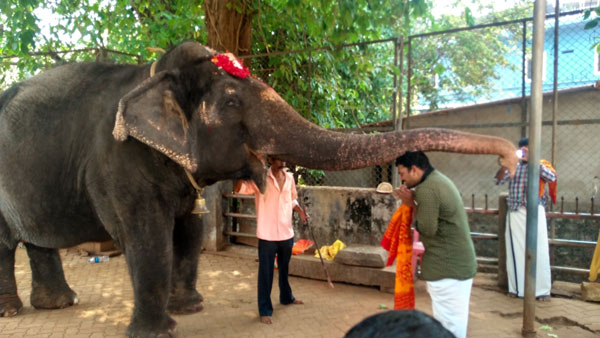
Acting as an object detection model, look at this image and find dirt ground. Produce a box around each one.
[1,246,599,338]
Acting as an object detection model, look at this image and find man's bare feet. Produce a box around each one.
[536,295,551,302]
[292,299,304,305]
[260,316,272,324]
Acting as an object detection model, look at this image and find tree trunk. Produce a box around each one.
[203,0,254,56]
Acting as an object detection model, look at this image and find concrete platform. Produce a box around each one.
[217,244,397,291]
[289,254,396,291]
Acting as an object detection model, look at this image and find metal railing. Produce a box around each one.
[222,192,599,278]
[470,194,599,278]
[223,193,256,239]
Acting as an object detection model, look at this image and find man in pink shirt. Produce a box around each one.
[235,157,308,324]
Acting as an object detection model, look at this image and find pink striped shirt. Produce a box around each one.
[236,168,298,241]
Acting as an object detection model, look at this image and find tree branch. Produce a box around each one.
[130,0,153,20]
[257,2,270,53]
[42,36,64,63]
[320,4,338,45]
[0,48,139,60]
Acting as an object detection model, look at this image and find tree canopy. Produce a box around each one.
[409,1,533,111]
[1,0,532,126]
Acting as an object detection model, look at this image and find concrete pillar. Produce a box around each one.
[201,180,232,252]
[497,193,508,290]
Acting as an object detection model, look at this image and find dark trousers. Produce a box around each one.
[257,238,295,316]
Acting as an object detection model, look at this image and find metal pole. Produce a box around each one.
[406,37,413,129]
[550,0,560,279]
[392,37,404,189]
[308,50,312,117]
[552,0,559,165]
[397,36,404,131]
[521,20,528,139]
[392,38,398,128]
[523,0,546,336]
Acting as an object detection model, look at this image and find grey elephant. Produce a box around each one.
[0,41,517,337]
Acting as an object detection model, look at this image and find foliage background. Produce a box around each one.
[0,0,533,127]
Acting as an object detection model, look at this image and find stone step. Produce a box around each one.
[289,254,396,292]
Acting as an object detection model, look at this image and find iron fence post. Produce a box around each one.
[498,193,509,290]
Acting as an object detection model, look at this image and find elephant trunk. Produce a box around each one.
[286,128,516,171]
[248,86,519,176]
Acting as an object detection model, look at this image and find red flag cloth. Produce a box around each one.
[291,239,314,255]
[381,204,414,310]
[539,160,557,204]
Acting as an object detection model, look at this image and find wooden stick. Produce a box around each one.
[306,219,334,288]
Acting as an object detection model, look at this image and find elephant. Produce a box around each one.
[0,41,518,337]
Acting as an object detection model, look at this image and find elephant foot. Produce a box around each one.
[0,294,23,317]
[30,285,78,310]
[167,290,203,315]
[126,314,177,338]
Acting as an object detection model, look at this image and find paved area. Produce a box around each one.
[1,246,600,338]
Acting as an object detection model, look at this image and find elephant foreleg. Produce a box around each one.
[124,224,176,338]
[0,244,22,317]
[25,243,78,309]
[168,215,203,315]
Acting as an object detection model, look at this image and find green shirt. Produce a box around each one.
[414,170,477,281]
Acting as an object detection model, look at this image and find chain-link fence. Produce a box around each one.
[241,38,400,129]
[240,39,401,189]
[4,9,599,211]
[405,9,600,213]
[272,9,600,214]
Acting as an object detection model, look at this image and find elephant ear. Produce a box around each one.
[113,70,198,172]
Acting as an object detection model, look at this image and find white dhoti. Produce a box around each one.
[505,205,552,298]
[426,278,473,338]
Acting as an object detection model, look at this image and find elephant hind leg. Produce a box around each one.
[0,244,23,317]
[168,286,203,315]
[24,243,78,309]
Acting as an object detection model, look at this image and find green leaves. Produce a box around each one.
[408,2,532,112]
[584,16,599,30]
[251,0,430,127]
[1,0,432,129]
[465,7,475,27]
[0,0,209,89]
[583,6,600,53]
[539,325,558,337]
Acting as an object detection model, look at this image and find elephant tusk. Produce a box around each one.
[245,144,266,166]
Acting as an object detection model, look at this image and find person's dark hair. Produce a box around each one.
[394,151,432,171]
[518,137,529,148]
[344,310,455,338]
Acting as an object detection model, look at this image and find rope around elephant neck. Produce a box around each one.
[148,60,205,205]
[184,170,202,191]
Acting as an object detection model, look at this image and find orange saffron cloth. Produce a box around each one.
[380,204,414,310]
[539,160,557,204]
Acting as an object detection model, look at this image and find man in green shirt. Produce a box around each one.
[393,151,476,338]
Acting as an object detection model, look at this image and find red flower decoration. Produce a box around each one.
[211,53,250,79]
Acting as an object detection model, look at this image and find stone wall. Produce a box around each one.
[293,186,398,247]
[205,183,597,284]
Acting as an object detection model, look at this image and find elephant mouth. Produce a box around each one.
[244,144,269,192]
[246,144,266,164]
